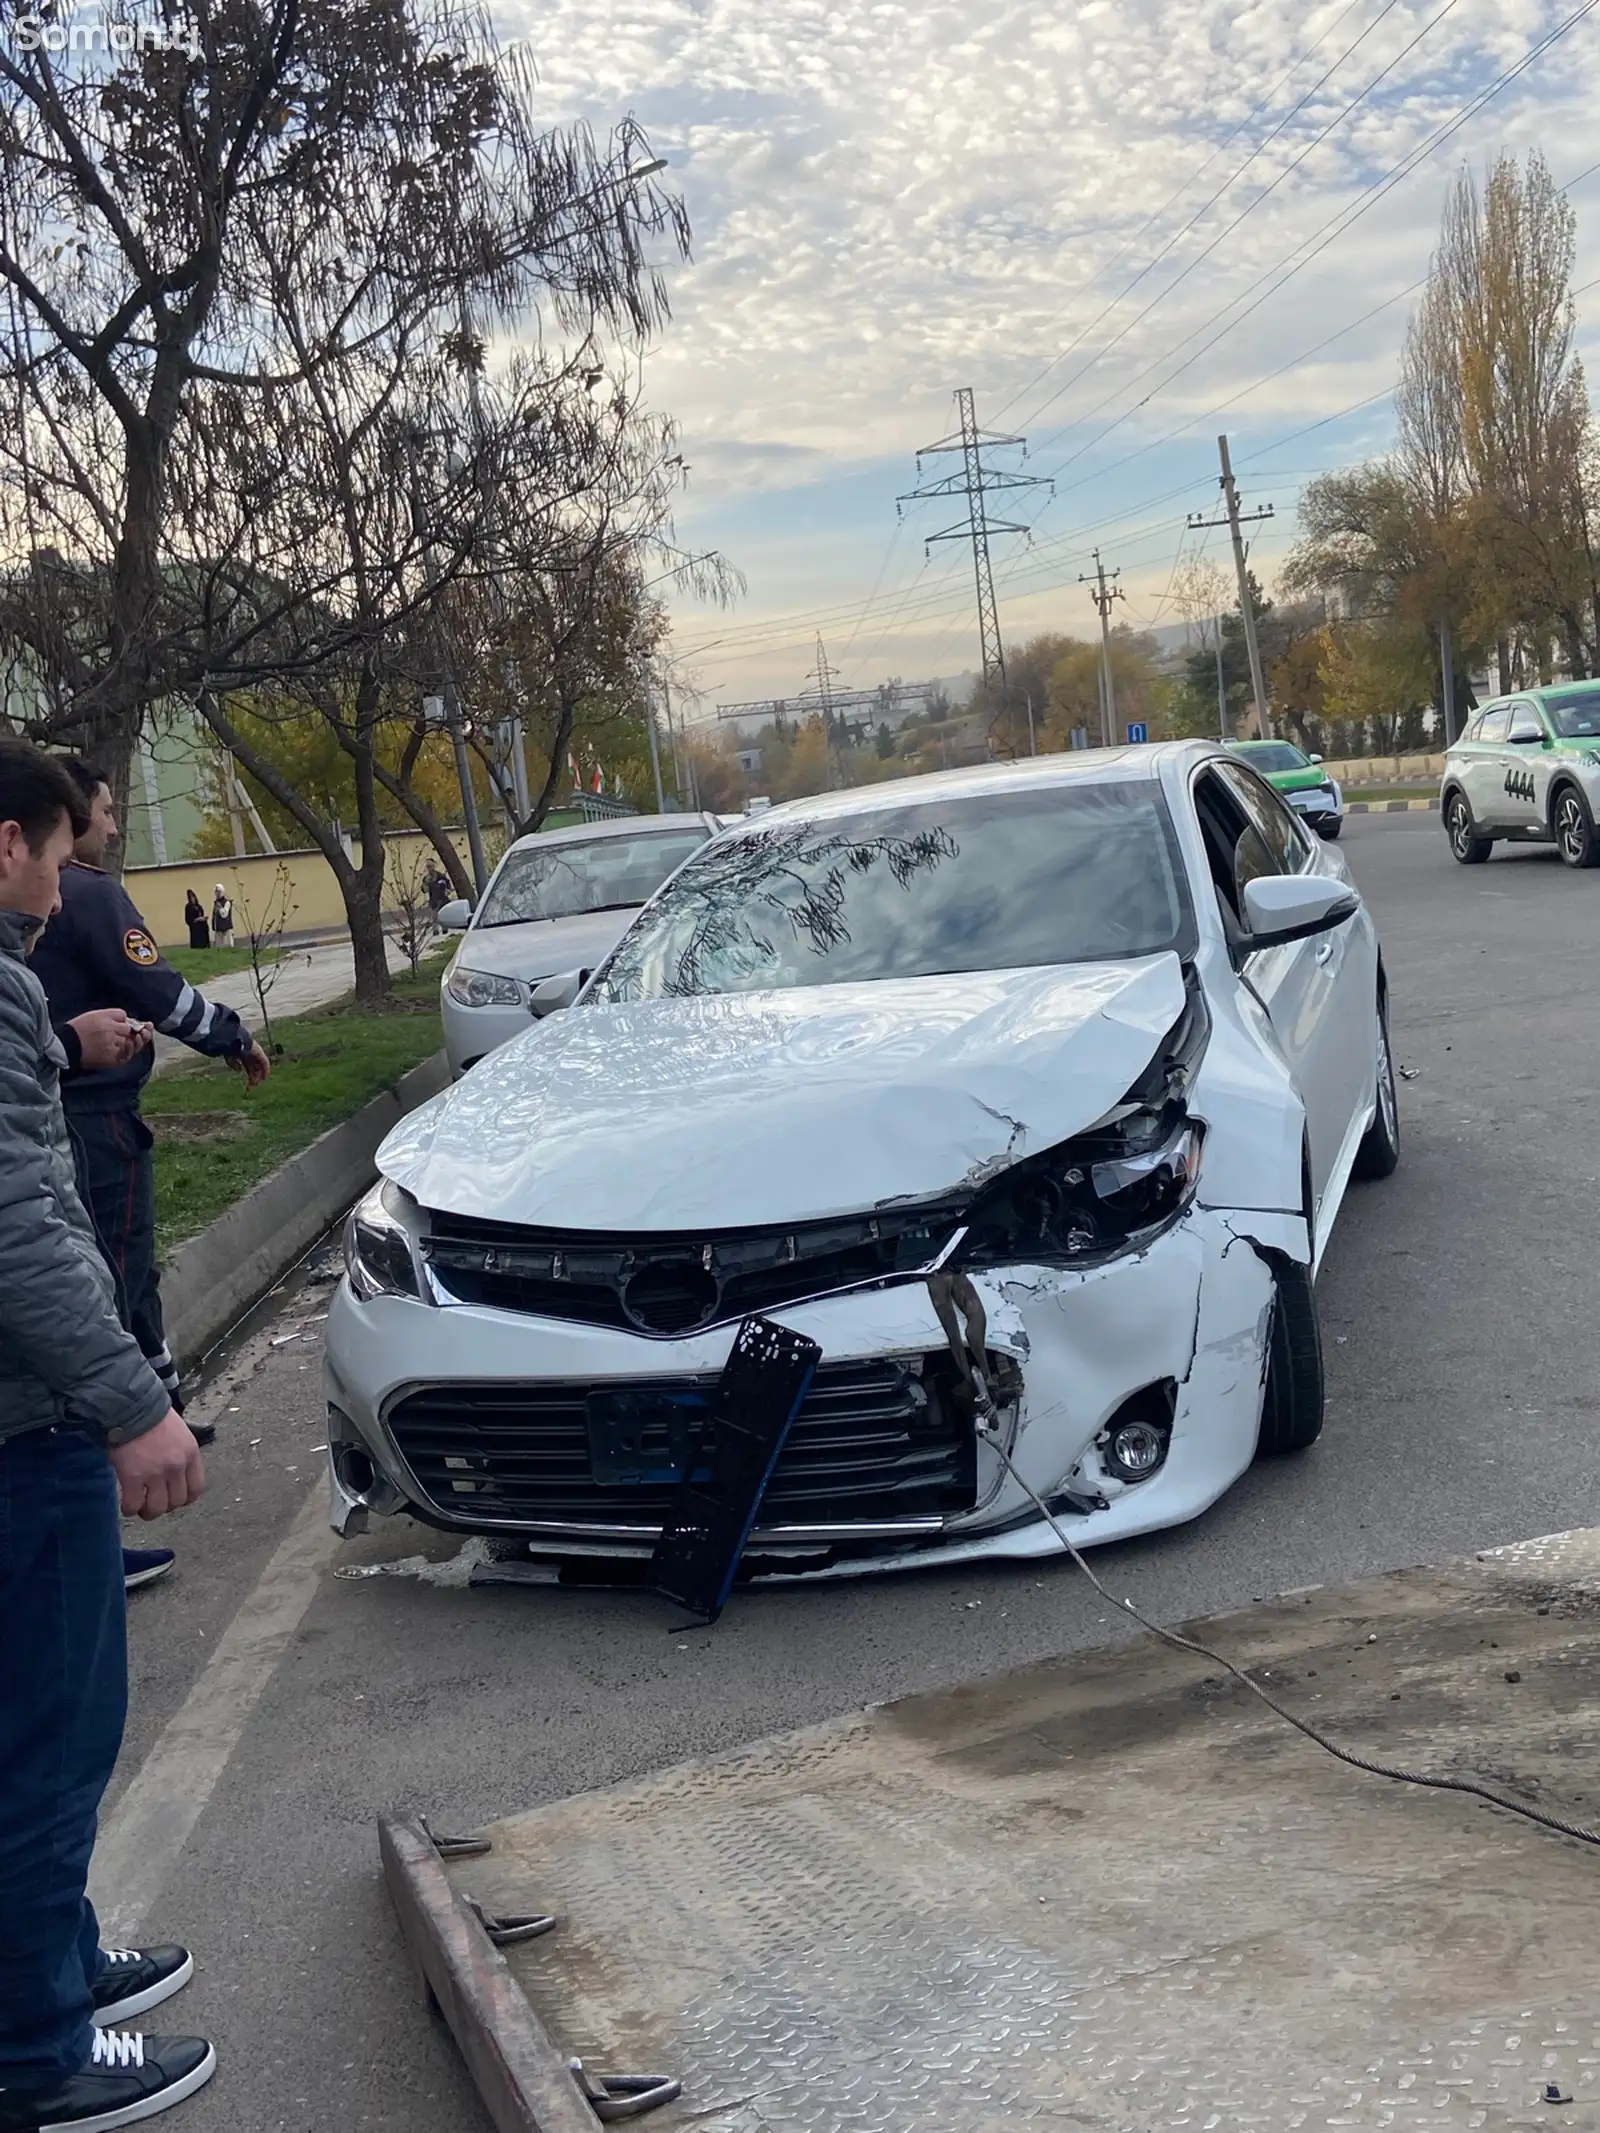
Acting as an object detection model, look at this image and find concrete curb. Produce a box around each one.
[162,1050,450,1372]
[1346,797,1436,815]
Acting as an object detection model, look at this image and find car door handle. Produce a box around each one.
[1315,939,1335,965]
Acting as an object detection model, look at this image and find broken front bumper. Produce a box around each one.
[323,1205,1294,1573]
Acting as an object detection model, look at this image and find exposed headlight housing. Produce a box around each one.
[954,1105,1203,1270]
[445,964,525,1009]
[344,1180,425,1301]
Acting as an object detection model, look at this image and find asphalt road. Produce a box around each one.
[112,808,1600,2133]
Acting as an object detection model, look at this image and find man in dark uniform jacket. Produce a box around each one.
[31,760,270,1464]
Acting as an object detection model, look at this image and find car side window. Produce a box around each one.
[1212,759,1310,873]
[1506,702,1544,743]
[1477,705,1511,743]
[1192,768,1277,930]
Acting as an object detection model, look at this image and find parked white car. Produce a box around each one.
[438,813,718,1074]
[327,744,1397,1578]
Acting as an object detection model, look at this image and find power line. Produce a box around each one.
[990,0,1409,426]
[681,122,1600,683]
[899,388,1051,690]
[1023,0,1600,498]
[1004,0,1427,438]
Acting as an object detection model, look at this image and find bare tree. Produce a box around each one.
[0,0,689,802]
[384,843,439,982]
[229,859,298,1053]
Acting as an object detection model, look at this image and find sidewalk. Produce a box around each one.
[153,939,415,1072]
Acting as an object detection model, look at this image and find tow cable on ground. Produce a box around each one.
[982,1427,1600,1851]
[927,1268,1600,1853]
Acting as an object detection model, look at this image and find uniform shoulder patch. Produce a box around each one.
[123,927,159,968]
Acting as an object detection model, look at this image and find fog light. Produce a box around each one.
[1105,1419,1168,1482]
[335,1444,376,1496]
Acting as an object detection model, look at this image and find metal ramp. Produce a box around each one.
[393,1531,1600,2130]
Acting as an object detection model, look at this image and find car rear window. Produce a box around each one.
[590,781,1196,1000]
[475,829,708,927]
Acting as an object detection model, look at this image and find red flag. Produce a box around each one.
[591,763,603,793]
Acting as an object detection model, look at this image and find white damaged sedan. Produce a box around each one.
[324,743,1398,1578]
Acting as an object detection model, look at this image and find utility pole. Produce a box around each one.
[900,388,1050,705]
[1438,620,1458,746]
[645,679,667,813]
[405,433,489,894]
[1189,435,1274,736]
[1215,629,1228,740]
[1079,549,1125,746]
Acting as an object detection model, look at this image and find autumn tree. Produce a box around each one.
[0,0,689,828]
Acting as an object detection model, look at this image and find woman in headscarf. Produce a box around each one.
[184,887,209,950]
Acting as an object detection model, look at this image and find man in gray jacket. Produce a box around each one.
[0,741,216,2133]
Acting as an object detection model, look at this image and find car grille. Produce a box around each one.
[422,1207,962,1336]
[386,1358,977,1532]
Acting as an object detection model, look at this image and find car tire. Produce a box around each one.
[1352,990,1400,1180]
[1316,818,1342,840]
[1444,790,1491,864]
[1256,1259,1325,1458]
[1552,783,1600,869]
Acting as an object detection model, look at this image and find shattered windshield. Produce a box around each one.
[1546,689,1600,738]
[474,830,708,928]
[590,782,1195,1000]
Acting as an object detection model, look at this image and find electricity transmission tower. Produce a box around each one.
[1079,550,1125,747]
[807,635,846,784]
[899,388,1049,695]
[1188,434,1275,735]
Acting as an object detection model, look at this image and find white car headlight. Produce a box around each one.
[446,964,524,1009]
[344,1181,424,1301]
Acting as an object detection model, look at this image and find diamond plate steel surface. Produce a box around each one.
[453,1536,1600,2131]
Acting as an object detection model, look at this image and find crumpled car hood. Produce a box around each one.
[380,955,1188,1232]
[450,908,640,984]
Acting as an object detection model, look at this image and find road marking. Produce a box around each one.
[91,1483,336,1941]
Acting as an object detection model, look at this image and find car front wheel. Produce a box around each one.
[1353,992,1400,1180]
[1445,791,1491,864]
[1553,784,1600,869]
[1256,1259,1325,1458]
[1316,818,1342,840]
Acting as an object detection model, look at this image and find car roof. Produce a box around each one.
[735,743,1224,832]
[501,812,714,858]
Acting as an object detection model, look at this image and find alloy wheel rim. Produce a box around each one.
[1559,794,1584,861]
[1451,801,1471,855]
[1378,1016,1398,1141]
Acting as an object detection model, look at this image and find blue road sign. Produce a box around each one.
[1126,721,1149,744]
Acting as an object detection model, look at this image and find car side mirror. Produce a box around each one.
[1509,731,1545,746]
[437,898,472,931]
[529,968,591,1017]
[1308,752,1323,764]
[1241,875,1358,951]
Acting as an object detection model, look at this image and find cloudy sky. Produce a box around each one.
[500,0,1600,715]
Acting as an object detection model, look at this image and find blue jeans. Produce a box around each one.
[0,1424,126,2089]
[67,1107,181,1411]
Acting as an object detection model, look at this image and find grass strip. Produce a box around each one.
[146,967,443,1254]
